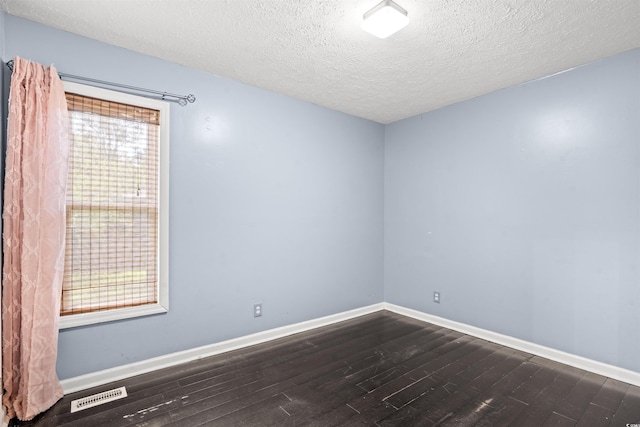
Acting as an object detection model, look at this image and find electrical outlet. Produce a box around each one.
[253,303,262,318]
[433,291,440,304]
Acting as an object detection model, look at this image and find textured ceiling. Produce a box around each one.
[1,0,639,123]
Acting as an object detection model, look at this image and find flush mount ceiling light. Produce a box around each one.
[361,0,409,39]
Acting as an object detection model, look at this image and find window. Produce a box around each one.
[60,82,169,329]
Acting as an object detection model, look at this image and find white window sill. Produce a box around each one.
[59,303,168,329]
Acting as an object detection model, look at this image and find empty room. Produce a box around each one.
[0,0,639,426]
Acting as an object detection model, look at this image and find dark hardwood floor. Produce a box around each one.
[12,311,640,426]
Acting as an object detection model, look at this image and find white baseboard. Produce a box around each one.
[61,301,640,394]
[60,303,384,394]
[384,303,640,387]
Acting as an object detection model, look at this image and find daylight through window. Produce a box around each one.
[61,83,169,327]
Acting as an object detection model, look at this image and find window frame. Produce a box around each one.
[60,81,170,329]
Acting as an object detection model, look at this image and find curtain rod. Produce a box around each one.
[5,60,196,106]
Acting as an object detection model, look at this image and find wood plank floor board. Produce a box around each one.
[159,322,430,424]
[40,313,403,426]
[345,337,487,416]
[553,371,607,421]
[399,351,528,425]
[438,397,503,426]
[373,405,425,427]
[509,364,559,405]
[172,313,396,383]
[174,313,404,388]
[245,400,294,427]
[190,393,292,427]
[150,371,337,424]
[323,381,429,425]
[454,359,542,426]
[424,341,502,381]
[309,337,497,425]
[274,325,449,421]
[351,339,575,426]
[354,335,482,393]
[158,383,291,426]
[428,387,489,425]
[609,384,640,425]
[282,370,369,414]
[381,343,506,411]
[278,384,366,422]
[35,313,398,427]
[331,327,447,385]
[226,324,436,424]
[473,396,529,427]
[511,370,586,427]
[590,377,629,412]
[454,348,524,392]
[381,373,441,410]
[276,347,390,421]
[309,404,361,427]
[371,346,522,425]
[346,334,466,399]
[485,360,542,397]
[542,411,579,426]
[10,311,640,427]
[358,343,515,424]
[575,403,614,427]
[140,316,430,426]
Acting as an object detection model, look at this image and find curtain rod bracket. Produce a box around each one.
[5,59,196,107]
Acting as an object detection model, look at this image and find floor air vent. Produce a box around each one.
[70,386,128,413]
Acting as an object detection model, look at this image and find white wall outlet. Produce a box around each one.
[254,303,262,317]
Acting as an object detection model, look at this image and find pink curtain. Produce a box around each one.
[2,57,70,421]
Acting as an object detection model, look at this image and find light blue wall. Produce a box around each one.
[385,49,640,372]
[4,15,385,379]
[3,13,639,380]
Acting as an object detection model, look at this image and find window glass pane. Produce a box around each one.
[62,93,160,316]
